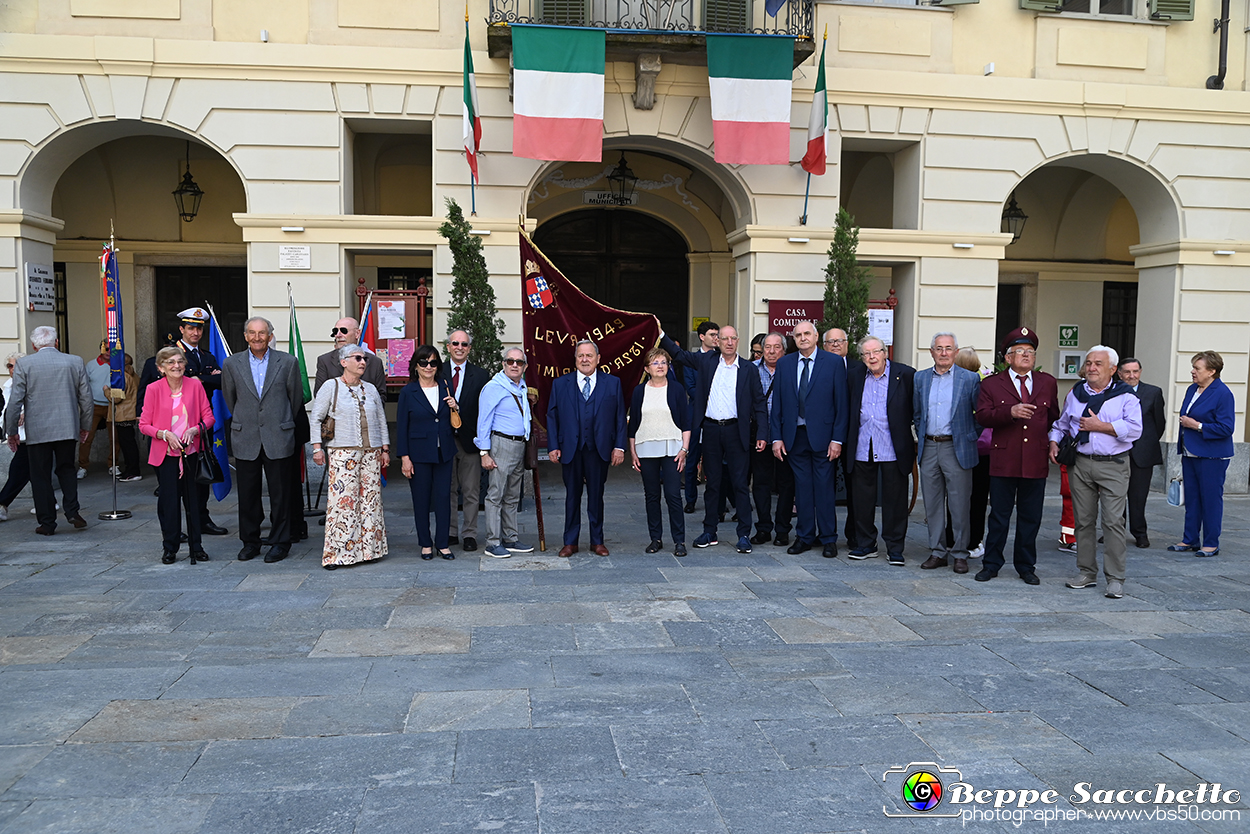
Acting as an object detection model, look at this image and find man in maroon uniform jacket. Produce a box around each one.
[974,327,1059,585]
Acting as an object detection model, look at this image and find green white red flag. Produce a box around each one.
[801,35,827,175]
[511,25,605,162]
[463,20,481,182]
[706,34,794,165]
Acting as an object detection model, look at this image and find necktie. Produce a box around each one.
[798,357,811,420]
[452,365,461,397]
[582,376,591,401]
[1017,374,1030,403]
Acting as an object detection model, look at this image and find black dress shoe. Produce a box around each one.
[673,543,687,557]
[822,542,838,559]
[421,551,434,561]
[448,536,460,546]
[237,545,260,561]
[1135,535,1150,548]
[974,568,997,582]
[201,521,229,536]
[179,532,189,543]
[462,537,477,552]
[263,546,289,564]
[35,524,55,536]
[773,534,789,547]
[440,550,455,560]
[750,532,772,545]
[1020,573,1040,586]
[645,539,663,554]
[161,550,177,565]
[684,502,695,514]
[787,540,812,555]
[323,563,338,571]
[189,550,209,565]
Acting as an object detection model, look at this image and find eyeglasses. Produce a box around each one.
[347,355,368,362]
[414,359,440,368]
[1009,349,1037,357]
[449,340,470,347]
[330,327,352,336]
[4,364,12,370]
[825,338,846,345]
[503,358,527,366]
[863,348,886,356]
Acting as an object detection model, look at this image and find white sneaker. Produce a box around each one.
[119,474,143,482]
[969,544,984,560]
[31,503,59,514]
[0,505,8,522]
[76,467,87,480]
[108,466,120,475]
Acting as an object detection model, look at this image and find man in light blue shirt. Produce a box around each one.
[476,347,533,558]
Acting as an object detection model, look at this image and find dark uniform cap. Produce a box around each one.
[1001,326,1038,352]
[178,307,209,327]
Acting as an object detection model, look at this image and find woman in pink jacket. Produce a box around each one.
[139,346,214,565]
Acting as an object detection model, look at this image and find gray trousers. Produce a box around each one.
[484,436,526,548]
[920,440,973,558]
[1070,453,1130,581]
[449,446,481,539]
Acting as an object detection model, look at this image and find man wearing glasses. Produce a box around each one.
[439,330,489,551]
[973,327,1059,585]
[822,328,849,359]
[314,317,386,397]
[475,347,534,558]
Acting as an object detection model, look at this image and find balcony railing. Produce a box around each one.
[487,0,814,38]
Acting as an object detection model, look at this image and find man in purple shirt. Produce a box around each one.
[1048,345,1142,599]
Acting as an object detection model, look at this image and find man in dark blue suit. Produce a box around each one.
[770,321,848,558]
[662,325,767,553]
[547,340,627,558]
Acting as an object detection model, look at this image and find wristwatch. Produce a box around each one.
[480,450,489,457]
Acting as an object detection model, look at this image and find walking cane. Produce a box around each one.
[99,393,131,520]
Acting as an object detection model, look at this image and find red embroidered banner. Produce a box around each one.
[520,229,660,427]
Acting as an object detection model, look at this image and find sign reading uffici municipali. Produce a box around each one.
[1058,324,1079,348]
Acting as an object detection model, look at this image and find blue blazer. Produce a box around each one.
[1179,377,1235,459]
[769,350,848,451]
[627,380,691,438]
[914,365,982,469]
[660,334,767,452]
[396,380,457,464]
[547,371,627,461]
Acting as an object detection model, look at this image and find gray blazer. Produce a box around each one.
[4,346,93,444]
[222,348,303,461]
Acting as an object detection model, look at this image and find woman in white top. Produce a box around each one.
[397,344,460,560]
[627,347,692,556]
[311,344,390,570]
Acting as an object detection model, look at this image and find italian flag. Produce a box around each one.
[801,36,827,175]
[463,21,482,183]
[512,25,605,162]
[707,34,794,166]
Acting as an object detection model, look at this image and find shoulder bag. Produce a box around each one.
[320,380,338,443]
[508,391,537,470]
[445,380,462,429]
[194,421,225,485]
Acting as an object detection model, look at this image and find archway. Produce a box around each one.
[535,209,690,341]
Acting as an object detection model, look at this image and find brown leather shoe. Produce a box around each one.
[558,545,578,558]
[66,513,87,529]
[953,558,969,574]
[920,555,949,570]
[591,544,610,556]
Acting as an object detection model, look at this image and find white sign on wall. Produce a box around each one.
[868,309,894,346]
[278,245,312,270]
[25,263,55,312]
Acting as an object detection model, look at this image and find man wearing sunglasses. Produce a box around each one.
[314,317,386,397]
[439,330,489,551]
[475,347,534,558]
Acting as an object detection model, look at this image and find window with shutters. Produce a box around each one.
[703,0,748,32]
[537,0,590,25]
[1019,0,1192,19]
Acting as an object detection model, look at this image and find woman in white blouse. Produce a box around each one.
[627,347,692,556]
[310,344,390,570]
[397,344,460,560]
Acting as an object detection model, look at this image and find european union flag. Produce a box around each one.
[205,312,233,501]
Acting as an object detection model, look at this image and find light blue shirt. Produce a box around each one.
[927,368,954,437]
[475,371,531,449]
[857,360,896,463]
[248,348,270,396]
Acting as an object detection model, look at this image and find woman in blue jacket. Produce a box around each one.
[627,347,691,556]
[1169,350,1235,557]
[398,344,459,560]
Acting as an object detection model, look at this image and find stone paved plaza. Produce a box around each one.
[0,464,1246,833]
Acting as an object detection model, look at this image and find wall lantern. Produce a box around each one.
[606,152,638,206]
[172,140,205,222]
[1001,192,1027,243]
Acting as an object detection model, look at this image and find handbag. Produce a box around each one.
[194,421,224,485]
[444,380,462,429]
[320,380,338,443]
[1167,476,1184,507]
[1055,433,1079,467]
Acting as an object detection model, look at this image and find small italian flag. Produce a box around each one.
[512,25,605,162]
[463,20,482,183]
[707,34,794,166]
[801,35,827,176]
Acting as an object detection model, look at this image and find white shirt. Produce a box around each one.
[705,356,740,421]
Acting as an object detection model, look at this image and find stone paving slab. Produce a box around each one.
[69,697,296,743]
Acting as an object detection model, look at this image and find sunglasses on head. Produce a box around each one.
[503,358,526,366]
[414,359,440,368]
[449,340,469,347]
[331,327,351,336]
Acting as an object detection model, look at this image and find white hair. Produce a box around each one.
[1085,344,1119,367]
[574,339,599,355]
[930,331,959,350]
[502,346,526,361]
[30,326,57,349]
[5,352,24,367]
[244,316,274,335]
[337,344,365,361]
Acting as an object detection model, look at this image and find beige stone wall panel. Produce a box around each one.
[212,0,308,44]
[3,73,93,125]
[867,106,901,135]
[1035,17,1166,85]
[0,143,33,178]
[603,93,628,137]
[0,104,61,146]
[657,96,695,139]
[836,104,868,134]
[827,6,954,74]
[244,181,340,215]
[165,80,336,135]
[229,146,340,183]
[70,0,179,19]
[920,199,1002,235]
[334,82,369,113]
[1172,177,1250,211]
[141,76,176,119]
[405,84,440,116]
[928,110,1069,161]
[684,98,714,150]
[370,83,406,114]
[922,168,1018,204]
[898,107,929,136]
[81,74,114,117]
[198,110,339,152]
[925,134,1044,178]
[34,0,211,38]
[107,75,149,120]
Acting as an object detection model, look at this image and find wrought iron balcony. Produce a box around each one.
[487,0,815,68]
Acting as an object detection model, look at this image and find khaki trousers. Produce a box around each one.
[1070,453,1130,581]
[449,446,481,540]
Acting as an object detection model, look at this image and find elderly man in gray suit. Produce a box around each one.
[222,316,304,563]
[914,332,982,574]
[4,326,94,535]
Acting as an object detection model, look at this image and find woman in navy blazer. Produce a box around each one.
[1171,351,1235,556]
[398,345,460,560]
[628,348,691,556]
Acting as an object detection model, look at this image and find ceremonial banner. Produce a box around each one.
[99,241,125,390]
[707,34,794,165]
[205,309,234,502]
[520,229,660,427]
[512,25,605,162]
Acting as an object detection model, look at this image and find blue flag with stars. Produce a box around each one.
[206,312,233,501]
